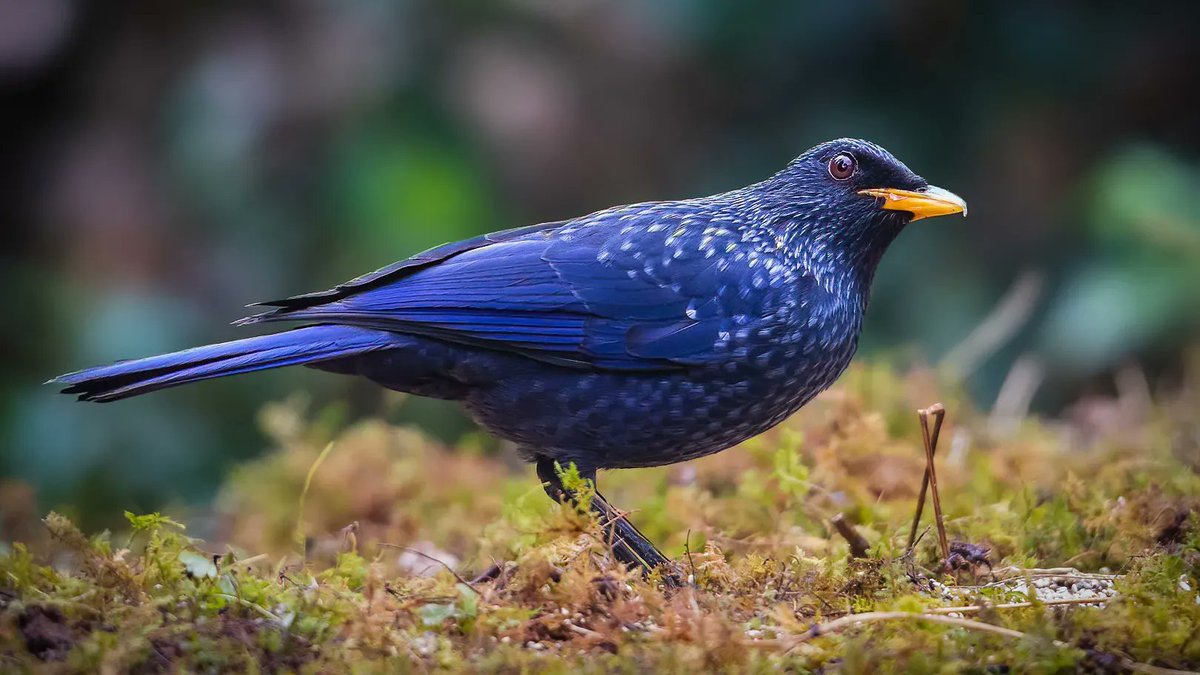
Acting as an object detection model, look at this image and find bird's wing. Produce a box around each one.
[248,221,568,311]
[239,208,795,371]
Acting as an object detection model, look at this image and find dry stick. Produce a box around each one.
[917,404,950,562]
[906,469,933,552]
[831,513,871,558]
[764,610,1192,675]
[225,553,270,569]
[906,404,946,551]
[986,566,1119,582]
[749,595,1112,635]
[779,611,1026,652]
[212,593,284,623]
[564,620,604,639]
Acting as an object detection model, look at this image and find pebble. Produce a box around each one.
[413,633,437,656]
[1012,576,1115,604]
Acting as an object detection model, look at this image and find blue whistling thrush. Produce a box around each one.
[52,138,966,581]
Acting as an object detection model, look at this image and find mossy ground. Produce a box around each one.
[3,359,1200,673]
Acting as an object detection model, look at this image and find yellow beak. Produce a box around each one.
[858,185,968,221]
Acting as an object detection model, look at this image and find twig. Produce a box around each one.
[983,566,1120,584]
[225,553,269,569]
[831,513,870,558]
[754,610,1191,674]
[564,620,604,639]
[989,566,1119,579]
[380,543,480,596]
[780,611,1027,652]
[20,585,100,615]
[912,404,949,562]
[752,595,1112,638]
[213,593,284,623]
[907,408,942,552]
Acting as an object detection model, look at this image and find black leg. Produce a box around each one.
[536,458,680,585]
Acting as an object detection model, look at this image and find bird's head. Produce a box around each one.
[760,138,966,273]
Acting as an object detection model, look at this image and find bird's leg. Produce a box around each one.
[536,458,679,585]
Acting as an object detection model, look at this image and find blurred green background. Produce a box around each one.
[2,1,1199,529]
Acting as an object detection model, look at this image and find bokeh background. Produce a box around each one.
[2,0,1199,530]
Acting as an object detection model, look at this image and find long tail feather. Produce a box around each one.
[50,325,397,402]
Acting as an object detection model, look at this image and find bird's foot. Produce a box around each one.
[595,493,684,588]
[536,457,683,589]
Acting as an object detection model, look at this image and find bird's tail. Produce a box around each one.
[50,324,397,403]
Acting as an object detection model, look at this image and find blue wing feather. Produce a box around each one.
[238,204,789,371]
[249,221,566,310]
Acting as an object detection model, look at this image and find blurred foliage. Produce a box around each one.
[2,360,1199,670]
[1,1,1200,521]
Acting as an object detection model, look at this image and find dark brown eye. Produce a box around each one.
[828,153,856,181]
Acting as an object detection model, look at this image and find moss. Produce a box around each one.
[3,359,1199,671]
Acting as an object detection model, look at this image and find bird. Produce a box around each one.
[51,138,966,581]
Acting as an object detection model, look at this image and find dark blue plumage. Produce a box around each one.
[52,138,965,576]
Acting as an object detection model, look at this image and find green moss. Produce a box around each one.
[3,359,1199,671]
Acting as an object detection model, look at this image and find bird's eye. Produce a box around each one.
[827,153,857,181]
